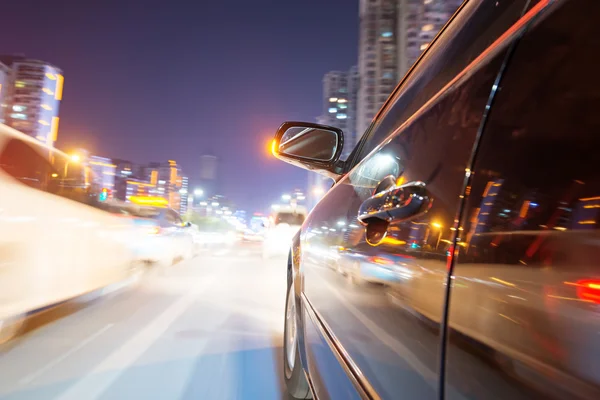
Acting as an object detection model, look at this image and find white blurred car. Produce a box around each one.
[262,207,307,259]
[106,204,195,266]
[0,124,136,343]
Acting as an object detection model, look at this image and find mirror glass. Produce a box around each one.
[278,127,338,162]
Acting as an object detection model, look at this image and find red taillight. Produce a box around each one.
[576,279,600,303]
[369,256,393,265]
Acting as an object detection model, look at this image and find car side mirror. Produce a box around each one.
[184,222,192,228]
[272,121,344,178]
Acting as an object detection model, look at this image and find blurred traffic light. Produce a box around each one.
[99,188,109,202]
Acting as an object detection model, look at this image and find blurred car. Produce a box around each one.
[105,203,194,266]
[190,218,238,252]
[271,1,600,399]
[262,206,307,259]
[242,228,264,242]
[0,124,136,343]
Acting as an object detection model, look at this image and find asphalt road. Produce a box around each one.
[0,244,292,400]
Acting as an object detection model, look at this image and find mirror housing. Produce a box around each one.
[272,121,344,179]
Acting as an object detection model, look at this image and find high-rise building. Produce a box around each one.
[318,67,360,159]
[199,154,218,197]
[0,62,10,124]
[356,1,461,135]
[88,156,116,193]
[179,176,189,215]
[357,0,399,135]
[0,56,64,147]
[397,0,462,78]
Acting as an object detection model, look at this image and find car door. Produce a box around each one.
[300,0,537,398]
[444,1,600,399]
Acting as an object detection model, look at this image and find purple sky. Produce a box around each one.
[2,0,358,212]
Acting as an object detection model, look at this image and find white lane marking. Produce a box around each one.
[55,277,216,400]
[319,276,437,387]
[19,324,114,385]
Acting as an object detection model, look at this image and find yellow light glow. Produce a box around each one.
[46,73,56,80]
[490,277,516,287]
[129,196,169,207]
[432,222,442,229]
[50,117,60,142]
[42,88,54,95]
[422,24,434,32]
[271,139,277,156]
[329,97,338,102]
[127,181,154,187]
[580,196,600,202]
[54,74,64,100]
[578,220,596,225]
[51,173,58,178]
[150,170,158,185]
[380,237,406,246]
[38,120,50,126]
[420,43,429,51]
[70,154,81,162]
[41,104,52,111]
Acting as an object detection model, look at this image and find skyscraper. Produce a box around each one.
[199,154,218,197]
[317,67,360,159]
[357,0,399,135]
[356,1,461,135]
[0,62,10,124]
[0,56,64,147]
[398,0,462,78]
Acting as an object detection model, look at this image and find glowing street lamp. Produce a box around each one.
[431,222,443,250]
[282,194,291,201]
[194,188,204,197]
[70,154,81,162]
[312,186,325,196]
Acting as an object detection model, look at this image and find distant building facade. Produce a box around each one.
[318,67,359,159]
[356,0,461,135]
[0,55,64,147]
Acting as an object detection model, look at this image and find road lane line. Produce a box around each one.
[55,276,216,400]
[19,323,114,385]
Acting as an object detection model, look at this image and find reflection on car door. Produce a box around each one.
[445,1,600,399]
[301,1,536,397]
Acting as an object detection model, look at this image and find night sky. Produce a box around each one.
[2,0,358,212]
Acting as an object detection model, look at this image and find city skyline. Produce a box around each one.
[1,0,358,213]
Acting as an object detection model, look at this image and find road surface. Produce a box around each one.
[0,244,292,400]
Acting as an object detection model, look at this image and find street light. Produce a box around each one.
[431,222,443,250]
[312,187,325,196]
[194,188,204,197]
[70,154,81,162]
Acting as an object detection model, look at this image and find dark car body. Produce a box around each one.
[275,1,600,399]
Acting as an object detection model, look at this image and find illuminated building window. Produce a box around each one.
[12,105,26,112]
[420,43,429,51]
[381,31,393,38]
[41,104,52,111]
[42,88,54,95]
[328,107,337,113]
[45,72,56,80]
[422,24,434,32]
[15,81,25,88]
[10,113,27,120]
[336,114,348,119]
[38,119,50,126]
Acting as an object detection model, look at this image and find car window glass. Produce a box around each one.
[446,1,600,398]
[353,0,530,166]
